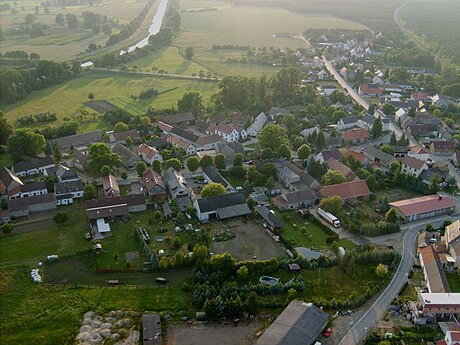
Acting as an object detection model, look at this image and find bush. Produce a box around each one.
[53,212,69,224]
[2,223,13,234]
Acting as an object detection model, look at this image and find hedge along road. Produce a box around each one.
[338,216,451,344]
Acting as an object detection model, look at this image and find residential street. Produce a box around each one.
[338,215,458,344]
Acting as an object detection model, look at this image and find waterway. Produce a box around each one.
[120,0,169,55]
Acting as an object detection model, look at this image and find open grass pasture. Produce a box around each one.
[4,70,218,123]
[0,0,150,60]
[0,267,189,345]
[0,203,88,268]
[399,0,460,64]
[177,2,366,49]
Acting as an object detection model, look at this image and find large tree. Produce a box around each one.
[321,170,347,185]
[258,124,289,152]
[201,182,226,198]
[200,154,213,168]
[178,91,203,117]
[372,116,383,138]
[319,195,342,215]
[214,153,226,170]
[87,143,122,175]
[297,144,311,161]
[114,121,128,132]
[163,158,182,171]
[187,156,200,173]
[7,128,46,161]
[0,111,13,145]
[136,161,147,177]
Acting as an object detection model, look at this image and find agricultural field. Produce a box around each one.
[3,70,218,123]
[177,0,366,49]
[399,0,460,64]
[0,0,151,60]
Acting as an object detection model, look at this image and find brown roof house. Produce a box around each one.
[102,174,120,197]
[444,220,460,268]
[389,195,455,222]
[137,143,163,165]
[401,156,428,178]
[142,168,167,200]
[342,128,369,144]
[430,140,456,155]
[0,167,23,197]
[86,194,146,220]
[326,158,357,181]
[419,245,450,293]
[320,180,371,203]
[109,129,140,144]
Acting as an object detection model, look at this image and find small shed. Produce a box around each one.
[288,263,301,272]
[196,311,206,321]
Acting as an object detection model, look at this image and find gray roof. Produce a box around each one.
[8,193,56,212]
[13,156,53,173]
[363,146,395,166]
[284,189,318,204]
[256,301,328,345]
[111,143,140,166]
[20,181,47,193]
[50,131,102,149]
[197,192,246,213]
[162,112,195,125]
[55,180,84,194]
[268,107,290,118]
[341,115,358,124]
[319,149,341,161]
[203,166,230,188]
[255,205,284,229]
[170,127,199,142]
[216,204,251,219]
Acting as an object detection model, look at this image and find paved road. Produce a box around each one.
[338,216,453,344]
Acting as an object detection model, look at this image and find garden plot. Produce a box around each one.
[211,218,285,261]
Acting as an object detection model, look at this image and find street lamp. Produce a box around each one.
[364,327,368,344]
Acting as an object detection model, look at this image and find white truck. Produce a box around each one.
[317,208,340,228]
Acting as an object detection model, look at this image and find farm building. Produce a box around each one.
[86,194,146,220]
[418,293,460,315]
[102,174,120,198]
[8,194,57,218]
[319,180,371,202]
[418,245,450,294]
[255,205,284,229]
[12,156,54,177]
[389,195,455,222]
[142,169,167,200]
[256,301,328,345]
[194,192,251,222]
[109,129,140,144]
[49,130,102,150]
[55,180,84,206]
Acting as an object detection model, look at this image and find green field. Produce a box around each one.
[0,267,189,345]
[106,97,149,116]
[399,0,460,64]
[0,203,88,268]
[4,70,218,123]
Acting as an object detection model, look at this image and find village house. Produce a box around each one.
[164,167,188,199]
[12,157,54,177]
[444,220,460,268]
[319,180,371,203]
[336,115,358,130]
[363,146,396,170]
[272,189,319,210]
[194,192,251,222]
[418,245,450,293]
[46,164,79,182]
[317,69,329,80]
[50,130,102,150]
[342,128,369,144]
[73,151,89,171]
[343,149,369,167]
[85,194,146,221]
[0,167,23,198]
[54,180,84,206]
[315,149,341,164]
[102,174,120,198]
[357,114,390,132]
[111,143,140,170]
[326,158,357,181]
[247,112,268,137]
[432,94,451,109]
[216,142,245,161]
[137,143,163,164]
[276,160,321,191]
[141,168,167,200]
[430,141,457,155]
[408,146,430,162]
[162,112,196,126]
[8,193,57,218]
[8,181,48,200]
[109,129,140,144]
[202,166,233,191]
[395,108,407,123]
[401,156,428,177]
[207,123,243,143]
[389,195,455,222]
[268,107,290,121]
[165,136,196,156]
[358,83,383,96]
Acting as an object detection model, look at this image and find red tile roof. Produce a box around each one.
[343,149,368,164]
[359,83,383,95]
[343,128,369,142]
[326,158,355,180]
[389,195,455,217]
[137,143,160,160]
[320,180,371,200]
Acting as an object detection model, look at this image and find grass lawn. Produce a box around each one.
[4,70,218,123]
[279,212,355,250]
[0,267,190,345]
[0,202,88,267]
[447,272,460,292]
[225,174,246,188]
